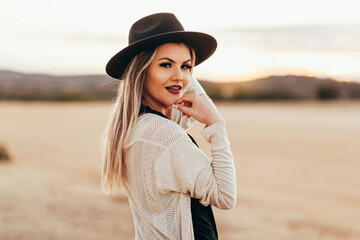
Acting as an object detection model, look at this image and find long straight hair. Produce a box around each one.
[101,43,195,195]
[101,49,157,195]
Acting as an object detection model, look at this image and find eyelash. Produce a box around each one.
[182,64,192,70]
[159,63,192,70]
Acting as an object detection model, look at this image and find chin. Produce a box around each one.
[162,91,184,107]
[166,100,177,107]
[172,95,183,105]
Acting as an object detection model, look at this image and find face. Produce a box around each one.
[144,42,193,112]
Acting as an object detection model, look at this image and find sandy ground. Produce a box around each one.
[0,100,359,240]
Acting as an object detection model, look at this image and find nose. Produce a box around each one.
[171,67,185,82]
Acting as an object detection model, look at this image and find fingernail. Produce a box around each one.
[172,104,178,109]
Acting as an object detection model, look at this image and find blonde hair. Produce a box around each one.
[101,43,195,195]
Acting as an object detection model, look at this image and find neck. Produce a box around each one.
[141,100,173,119]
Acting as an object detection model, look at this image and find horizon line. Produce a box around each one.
[1,68,359,84]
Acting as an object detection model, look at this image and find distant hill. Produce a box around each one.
[201,75,360,100]
[0,70,359,101]
[0,70,117,101]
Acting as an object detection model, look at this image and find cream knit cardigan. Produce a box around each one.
[122,78,237,239]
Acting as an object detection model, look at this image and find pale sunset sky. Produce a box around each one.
[0,0,359,82]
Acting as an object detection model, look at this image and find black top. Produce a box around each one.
[139,105,218,240]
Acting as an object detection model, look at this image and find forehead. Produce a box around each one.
[154,43,191,60]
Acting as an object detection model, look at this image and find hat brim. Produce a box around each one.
[105,31,217,80]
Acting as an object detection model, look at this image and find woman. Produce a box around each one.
[102,13,237,239]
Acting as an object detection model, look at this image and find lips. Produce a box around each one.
[165,85,182,94]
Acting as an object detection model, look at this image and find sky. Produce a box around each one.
[0,0,360,82]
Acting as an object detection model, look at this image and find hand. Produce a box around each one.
[174,93,222,127]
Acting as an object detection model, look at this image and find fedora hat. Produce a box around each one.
[105,12,217,79]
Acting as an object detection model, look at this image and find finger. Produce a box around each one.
[175,94,195,105]
[175,102,194,117]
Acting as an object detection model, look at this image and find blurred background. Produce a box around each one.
[0,0,360,239]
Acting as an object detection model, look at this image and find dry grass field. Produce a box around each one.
[0,100,359,240]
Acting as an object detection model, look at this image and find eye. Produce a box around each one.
[160,62,171,68]
[181,64,192,70]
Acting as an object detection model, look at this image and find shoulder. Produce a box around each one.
[132,113,189,147]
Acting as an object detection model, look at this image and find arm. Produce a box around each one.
[156,120,237,210]
[171,76,207,130]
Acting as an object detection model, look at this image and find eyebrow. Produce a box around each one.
[158,57,191,63]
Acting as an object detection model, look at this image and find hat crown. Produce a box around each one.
[129,13,184,44]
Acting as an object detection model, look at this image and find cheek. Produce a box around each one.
[183,74,192,89]
[147,68,167,87]
[145,78,157,97]
[145,72,165,98]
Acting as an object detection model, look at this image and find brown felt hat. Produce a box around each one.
[105,12,217,80]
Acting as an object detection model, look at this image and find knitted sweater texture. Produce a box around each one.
[123,113,236,239]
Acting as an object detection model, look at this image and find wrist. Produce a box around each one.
[205,116,221,127]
